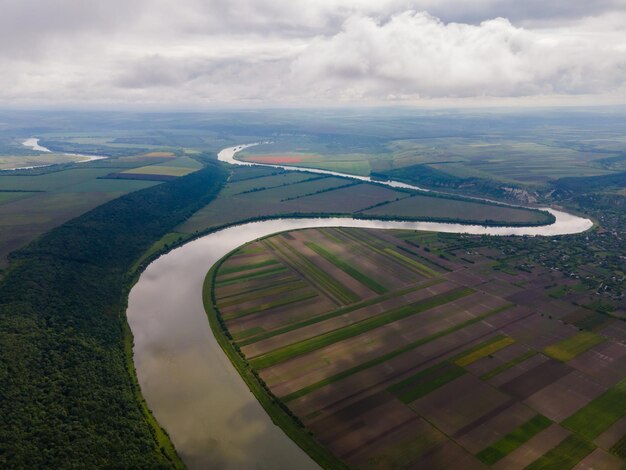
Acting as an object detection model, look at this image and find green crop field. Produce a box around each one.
[160,156,203,168]
[242,132,619,187]
[389,362,467,403]
[218,280,308,308]
[215,265,289,287]
[264,236,361,304]
[239,150,372,175]
[222,291,319,321]
[562,379,626,440]
[177,163,554,235]
[237,280,443,347]
[481,350,538,380]
[280,303,512,403]
[218,259,280,276]
[0,191,37,204]
[544,331,606,362]
[524,434,596,470]
[0,168,125,191]
[0,144,208,267]
[453,335,515,367]
[123,165,197,176]
[249,287,473,370]
[382,248,440,278]
[305,241,388,294]
[0,191,140,266]
[476,414,553,465]
[64,178,157,192]
[363,193,552,224]
[611,434,626,460]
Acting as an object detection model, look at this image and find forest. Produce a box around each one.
[0,160,227,467]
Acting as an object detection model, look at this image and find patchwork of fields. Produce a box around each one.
[241,137,618,185]
[239,152,372,176]
[0,152,92,170]
[178,166,551,234]
[212,228,626,469]
[113,155,202,179]
[0,153,199,266]
[395,139,615,184]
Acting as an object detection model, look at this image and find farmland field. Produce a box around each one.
[362,194,549,224]
[0,165,161,266]
[120,156,203,177]
[0,152,90,170]
[178,165,552,235]
[0,109,624,468]
[239,152,372,176]
[0,183,159,266]
[241,131,623,187]
[123,166,195,177]
[210,227,626,469]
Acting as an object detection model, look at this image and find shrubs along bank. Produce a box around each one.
[0,161,227,467]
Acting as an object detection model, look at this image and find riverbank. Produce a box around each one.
[0,161,226,467]
[0,138,109,171]
[203,253,345,469]
[219,144,590,233]
[125,144,593,468]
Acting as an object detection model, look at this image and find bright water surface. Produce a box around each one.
[7,138,108,171]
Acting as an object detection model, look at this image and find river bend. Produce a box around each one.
[127,144,592,469]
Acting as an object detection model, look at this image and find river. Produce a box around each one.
[5,138,109,171]
[126,144,592,469]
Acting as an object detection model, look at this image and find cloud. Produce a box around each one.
[0,0,144,59]
[289,11,626,100]
[0,1,625,107]
[406,0,624,26]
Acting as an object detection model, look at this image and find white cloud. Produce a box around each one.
[289,11,626,100]
[0,0,624,107]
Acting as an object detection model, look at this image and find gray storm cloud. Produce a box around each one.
[0,0,625,107]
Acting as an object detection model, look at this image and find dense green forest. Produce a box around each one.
[0,161,227,467]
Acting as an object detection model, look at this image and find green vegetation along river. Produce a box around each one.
[126,145,593,469]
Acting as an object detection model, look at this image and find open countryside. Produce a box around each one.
[0,109,623,469]
[211,227,626,469]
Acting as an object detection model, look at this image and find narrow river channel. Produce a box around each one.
[126,144,593,469]
[8,138,108,171]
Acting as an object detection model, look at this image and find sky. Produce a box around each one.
[1,0,626,108]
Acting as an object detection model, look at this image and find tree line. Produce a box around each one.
[0,160,227,468]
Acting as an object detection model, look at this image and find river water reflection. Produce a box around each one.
[127,145,593,469]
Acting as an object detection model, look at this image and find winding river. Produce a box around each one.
[126,144,593,469]
[5,138,108,171]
